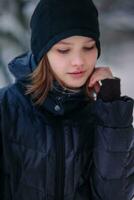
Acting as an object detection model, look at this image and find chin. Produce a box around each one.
[64,81,86,90]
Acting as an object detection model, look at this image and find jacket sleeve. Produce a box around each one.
[0,91,4,199]
[0,97,3,198]
[90,96,134,200]
[0,88,10,199]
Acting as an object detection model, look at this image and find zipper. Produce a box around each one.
[54,120,65,200]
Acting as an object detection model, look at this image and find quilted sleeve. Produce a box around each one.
[90,96,134,200]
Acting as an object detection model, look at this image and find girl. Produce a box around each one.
[0,0,134,200]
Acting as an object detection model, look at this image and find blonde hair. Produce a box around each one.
[25,55,92,105]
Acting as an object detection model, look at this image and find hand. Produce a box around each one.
[88,66,114,95]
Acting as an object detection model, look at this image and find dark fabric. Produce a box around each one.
[97,77,121,102]
[0,53,134,200]
[30,0,101,64]
[41,80,90,116]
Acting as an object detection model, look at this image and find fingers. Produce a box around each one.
[88,66,114,87]
[94,81,101,93]
[87,66,114,100]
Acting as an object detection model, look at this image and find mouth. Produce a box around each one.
[68,71,85,75]
[67,71,86,78]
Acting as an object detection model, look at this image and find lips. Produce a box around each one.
[68,71,85,74]
[67,70,86,78]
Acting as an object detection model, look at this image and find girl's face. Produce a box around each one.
[47,36,98,89]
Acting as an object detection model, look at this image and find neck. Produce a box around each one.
[41,80,89,116]
[52,80,83,95]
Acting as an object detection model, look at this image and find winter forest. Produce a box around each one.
[0,0,134,99]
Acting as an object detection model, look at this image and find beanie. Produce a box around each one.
[30,0,101,64]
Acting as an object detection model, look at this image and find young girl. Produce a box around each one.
[0,0,134,200]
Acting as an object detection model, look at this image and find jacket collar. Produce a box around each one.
[41,80,91,116]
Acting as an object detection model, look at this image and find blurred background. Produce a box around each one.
[0,0,134,99]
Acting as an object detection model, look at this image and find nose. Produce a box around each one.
[71,54,84,67]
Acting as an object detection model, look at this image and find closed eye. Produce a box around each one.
[83,46,95,51]
[57,49,69,54]
[57,45,95,54]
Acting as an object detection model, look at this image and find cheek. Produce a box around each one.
[49,59,67,76]
[47,54,60,70]
[48,52,64,65]
[86,56,97,74]
[93,48,98,61]
[87,51,97,66]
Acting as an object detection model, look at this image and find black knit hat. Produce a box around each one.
[30,0,101,64]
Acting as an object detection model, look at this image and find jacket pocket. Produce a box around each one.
[93,125,133,180]
[8,140,48,195]
[93,148,127,179]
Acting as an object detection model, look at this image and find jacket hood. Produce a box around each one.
[8,51,37,80]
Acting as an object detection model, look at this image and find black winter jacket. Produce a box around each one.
[0,52,134,200]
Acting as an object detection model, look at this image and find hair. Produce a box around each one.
[25,55,93,105]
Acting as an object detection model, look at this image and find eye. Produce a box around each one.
[83,46,95,51]
[57,49,69,54]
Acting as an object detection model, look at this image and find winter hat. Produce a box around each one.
[30,0,101,64]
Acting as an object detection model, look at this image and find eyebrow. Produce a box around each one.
[58,39,95,45]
